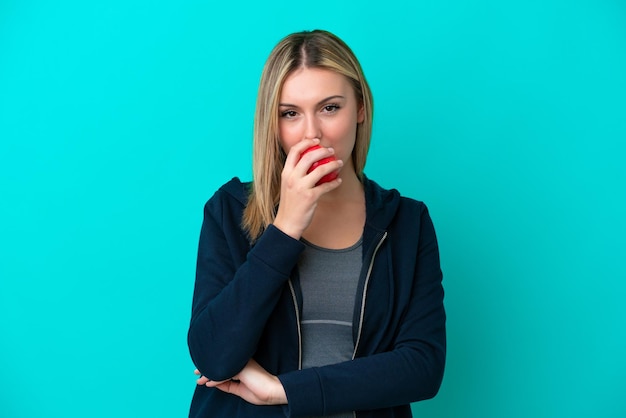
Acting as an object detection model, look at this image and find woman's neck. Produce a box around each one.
[302,168,366,249]
[319,167,363,203]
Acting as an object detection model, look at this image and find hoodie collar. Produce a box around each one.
[362,175,400,232]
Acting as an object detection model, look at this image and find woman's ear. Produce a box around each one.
[357,104,365,124]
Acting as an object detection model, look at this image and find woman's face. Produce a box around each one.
[278,67,364,172]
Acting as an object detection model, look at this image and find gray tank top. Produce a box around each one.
[298,237,363,418]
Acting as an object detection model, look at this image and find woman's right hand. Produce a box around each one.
[273,138,343,240]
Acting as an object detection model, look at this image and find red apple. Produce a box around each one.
[299,145,339,185]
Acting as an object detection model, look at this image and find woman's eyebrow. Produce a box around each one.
[279,95,346,108]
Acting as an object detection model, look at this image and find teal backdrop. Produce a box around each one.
[1,1,625,417]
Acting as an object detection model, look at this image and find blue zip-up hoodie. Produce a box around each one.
[188,176,446,417]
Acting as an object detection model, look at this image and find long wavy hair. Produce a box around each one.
[242,30,374,241]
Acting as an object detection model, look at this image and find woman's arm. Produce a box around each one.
[187,193,305,381]
[189,140,343,381]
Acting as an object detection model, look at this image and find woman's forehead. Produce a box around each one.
[280,68,353,103]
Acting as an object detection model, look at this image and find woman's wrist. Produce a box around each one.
[271,376,288,405]
[272,217,303,241]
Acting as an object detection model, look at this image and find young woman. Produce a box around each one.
[188,29,446,418]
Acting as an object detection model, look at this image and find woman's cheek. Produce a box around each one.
[279,125,301,148]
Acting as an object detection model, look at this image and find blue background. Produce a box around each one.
[1,1,625,417]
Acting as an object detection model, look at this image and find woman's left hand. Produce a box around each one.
[194,359,287,406]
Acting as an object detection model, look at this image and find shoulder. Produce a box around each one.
[206,177,251,205]
[203,177,251,218]
[216,177,252,204]
[363,175,428,228]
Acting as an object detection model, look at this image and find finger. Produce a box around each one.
[300,147,336,172]
[196,376,210,385]
[214,380,234,393]
[194,369,201,376]
[214,380,247,401]
[302,160,342,189]
[205,378,229,388]
[316,175,342,190]
[284,138,321,168]
[309,158,343,184]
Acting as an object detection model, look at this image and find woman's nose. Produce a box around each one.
[303,115,321,140]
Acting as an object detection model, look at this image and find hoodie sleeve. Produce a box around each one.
[187,190,305,381]
[278,203,446,417]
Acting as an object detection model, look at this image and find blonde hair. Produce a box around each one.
[242,30,374,241]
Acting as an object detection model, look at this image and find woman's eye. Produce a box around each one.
[281,110,297,118]
[322,104,340,113]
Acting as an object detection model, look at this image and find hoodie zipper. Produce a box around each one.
[352,231,387,360]
[288,279,303,369]
[350,231,387,418]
